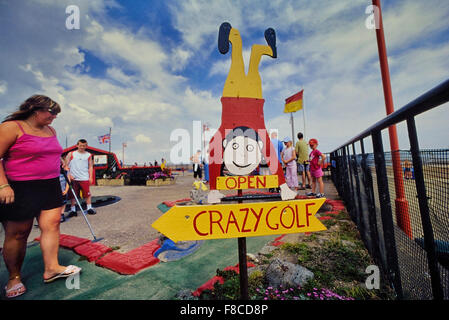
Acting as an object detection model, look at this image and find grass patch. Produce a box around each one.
[280,242,314,264]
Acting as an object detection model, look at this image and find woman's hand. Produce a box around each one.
[0,185,14,204]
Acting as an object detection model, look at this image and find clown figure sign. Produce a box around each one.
[207,22,297,204]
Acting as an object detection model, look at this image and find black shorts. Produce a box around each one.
[0,178,63,222]
[193,164,202,179]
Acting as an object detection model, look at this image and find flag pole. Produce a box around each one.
[290,112,295,145]
[302,89,306,138]
[108,127,111,153]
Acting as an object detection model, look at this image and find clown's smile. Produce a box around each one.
[232,161,251,168]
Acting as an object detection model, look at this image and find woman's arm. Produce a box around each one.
[0,122,19,204]
[88,155,94,184]
[319,153,326,166]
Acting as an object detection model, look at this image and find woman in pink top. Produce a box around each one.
[0,95,81,298]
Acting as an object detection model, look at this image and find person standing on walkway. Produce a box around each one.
[269,131,283,169]
[66,139,96,216]
[295,132,311,190]
[160,158,167,172]
[0,95,81,298]
[190,150,202,181]
[59,157,69,223]
[307,138,326,198]
[281,137,298,190]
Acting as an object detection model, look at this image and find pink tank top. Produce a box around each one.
[3,121,63,181]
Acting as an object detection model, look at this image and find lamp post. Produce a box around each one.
[372,0,412,238]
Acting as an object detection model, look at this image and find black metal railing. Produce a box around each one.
[330,79,449,300]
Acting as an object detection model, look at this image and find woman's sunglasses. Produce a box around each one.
[46,107,60,115]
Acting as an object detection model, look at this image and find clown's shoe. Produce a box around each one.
[280,183,297,200]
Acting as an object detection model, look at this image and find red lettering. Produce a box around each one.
[225,177,237,189]
[265,206,279,230]
[256,175,266,188]
[305,202,315,227]
[225,210,240,233]
[237,176,246,189]
[193,211,208,236]
[250,207,263,231]
[247,176,254,189]
[209,210,225,235]
[295,204,305,228]
[280,205,295,229]
[240,208,251,232]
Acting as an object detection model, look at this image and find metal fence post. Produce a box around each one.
[351,143,363,233]
[406,117,444,300]
[359,139,383,270]
[346,145,356,216]
[372,129,404,299]
[341,147,351,208]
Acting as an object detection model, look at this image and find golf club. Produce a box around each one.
[61,170,103,242]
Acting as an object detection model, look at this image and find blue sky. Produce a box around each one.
[1,0,448,164]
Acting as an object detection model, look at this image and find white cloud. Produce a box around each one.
[171,48,192,72]
[0,81,7,95]
[135,134,152,143]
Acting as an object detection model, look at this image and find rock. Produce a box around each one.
[247,253,259,263]
[259,245,277,255]
[190,189,208,204]
[176,289,197,300]
[266,258,314,288]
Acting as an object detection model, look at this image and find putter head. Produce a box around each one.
[91,237,104,243]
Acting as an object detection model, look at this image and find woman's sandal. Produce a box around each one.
[4,275,26,298]
[43,265,82,283]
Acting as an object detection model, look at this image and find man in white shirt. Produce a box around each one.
[66,139,96,216]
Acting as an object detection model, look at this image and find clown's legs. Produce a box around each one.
[220,24,245,98]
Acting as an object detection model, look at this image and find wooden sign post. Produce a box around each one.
[236,189,248,299]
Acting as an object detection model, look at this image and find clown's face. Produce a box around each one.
[223,135,263,176]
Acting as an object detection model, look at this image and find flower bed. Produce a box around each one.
[146,172,176,186]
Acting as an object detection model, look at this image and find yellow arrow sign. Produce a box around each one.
[152,198,327,242]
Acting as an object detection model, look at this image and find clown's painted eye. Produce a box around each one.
[246,145,254,152]
[232,143,239,150]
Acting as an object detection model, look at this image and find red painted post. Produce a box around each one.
[372,0,412,238]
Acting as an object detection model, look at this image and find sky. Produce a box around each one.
[1,0,448,165]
